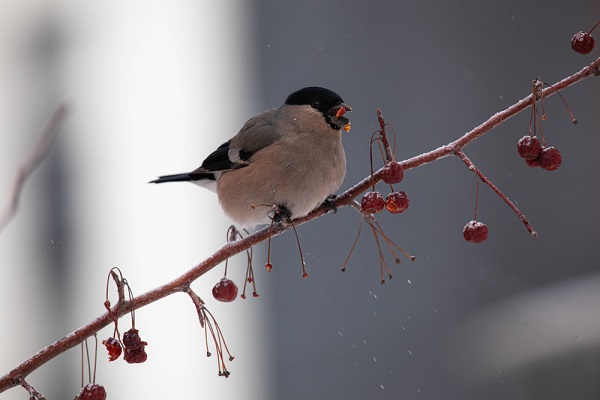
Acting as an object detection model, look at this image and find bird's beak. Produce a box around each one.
[328,103,352,131]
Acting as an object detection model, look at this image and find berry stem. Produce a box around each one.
[588,19,600,34]
[531,78,546,145]
[341,214,363,272]
[368,133,381,190]
[187,288,233,376]
[368,221,392,284]
[455,149,538,237]
[92,334,98,384]
[541,80,578,124]
[266,219,274,269]
[474,173,480,221]
[289,220,309,278]
[370,219,415,262]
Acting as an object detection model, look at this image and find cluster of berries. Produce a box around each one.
[516,76,574,172]
[517,136,561,171]
[102,325,148,365]
[361,161,409,214]
[101,268,148,365]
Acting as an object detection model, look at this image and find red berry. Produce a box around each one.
[517,136,542,160]
[102,337,122,361]
[122,328,146,349]
[538,147,562,171]
[212,277,238,302]
[385,192,409,214]
[123,328,148,364]
[75,383,107,400]
[463,220,488,243]
[525,157,541,168]
[571,31,595,54]
[382,161,404,184]
[124,348,148,364]
[361,191,385,213]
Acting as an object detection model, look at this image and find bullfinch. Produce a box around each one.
[150,86,351,228]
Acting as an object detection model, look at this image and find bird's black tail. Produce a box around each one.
[149,172,214,184]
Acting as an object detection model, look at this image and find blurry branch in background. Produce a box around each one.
[1,57,599,397]
[0,103,69,233]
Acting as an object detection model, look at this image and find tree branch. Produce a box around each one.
[0,104,69,234]
[1,57,599,394]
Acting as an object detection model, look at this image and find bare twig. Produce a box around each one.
[0,104,69,233]
[1,57,599,394]
[377,108,395,163]
[455,149,538,237]
[16,377,46,400]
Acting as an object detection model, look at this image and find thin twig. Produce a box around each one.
[377,108,395,163]
[17,377,46,400]
[0,104,69,233]
[455,149,537,236]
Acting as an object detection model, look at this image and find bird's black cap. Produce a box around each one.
[285,87,345,115]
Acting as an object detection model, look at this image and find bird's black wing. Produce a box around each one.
[198,140,235,172]
[195,111,281,173]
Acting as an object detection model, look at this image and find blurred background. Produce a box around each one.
[1,1,599,399]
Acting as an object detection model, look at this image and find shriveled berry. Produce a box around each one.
[385,192,409,214]
[123,328,147,349]
[74,383,107,400]
[517,136,542,160]
[571,31,595,54]
[212,277,238,302]
[123,328,148,364]
[538,147,562,171]
[102,337,122,361]
[382,161,404,184]
[124,348,148,364]
[361,191,385,213]
[463,220,488,243]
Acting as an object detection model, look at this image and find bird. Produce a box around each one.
[150,86,351,228]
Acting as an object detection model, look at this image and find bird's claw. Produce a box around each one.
[322,195,338,214]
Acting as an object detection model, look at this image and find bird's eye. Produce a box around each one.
[312,101,321,108]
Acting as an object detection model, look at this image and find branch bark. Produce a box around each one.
[1,57,599,394]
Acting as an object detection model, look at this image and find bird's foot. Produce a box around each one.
[322,194,338,214]
[271,204,293,225]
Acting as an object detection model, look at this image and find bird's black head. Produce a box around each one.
[285,87,351,130]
